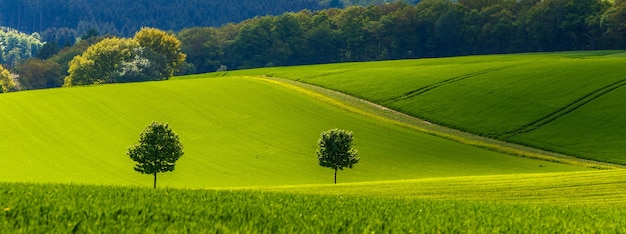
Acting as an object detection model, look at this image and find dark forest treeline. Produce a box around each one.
[177,0,626,73]
[0,0,326,42]
[0,0,420,44]
[4,0,626,91]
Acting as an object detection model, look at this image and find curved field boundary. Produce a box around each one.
[496,78,626,139]
[260,169,626,207]
[384,65,516,104]
[248,76,626,169]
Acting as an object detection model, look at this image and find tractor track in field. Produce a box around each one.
[495,78,626,139]
[383,65,517,104]
[253,76,626,170]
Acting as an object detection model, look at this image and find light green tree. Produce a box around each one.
[134,27,186,78]
[128,122,184,188]
[65,28,186,87]
[0,64,16,93]
[317,128,359,184]
[64,37,140,86]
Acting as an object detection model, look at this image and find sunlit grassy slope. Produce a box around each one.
[201,51,626,164]
[262,169,626,207]
[0,77,585,188]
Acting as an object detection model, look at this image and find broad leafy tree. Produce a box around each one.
[0,65,16,93]
[317,128,359,184]
[0,28,44,66]
[64,37,140,86]
[128,122,184,188]
[15,59,64,89]
[134,27,186,78]
[64,32,180,87]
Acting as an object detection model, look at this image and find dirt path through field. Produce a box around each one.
[250,76,626,170]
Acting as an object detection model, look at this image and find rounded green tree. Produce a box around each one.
[128,122,184,188]
[317,129,359,184]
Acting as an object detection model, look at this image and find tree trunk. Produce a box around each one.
[153,172,157,189]
[334,168,337,184]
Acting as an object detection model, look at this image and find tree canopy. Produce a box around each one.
[64,28,185,87]
[4,0,626,90]
[317,129,360,184]
[135,28,186,78]
[0,0,326,37]
[177,0,626,73]
[15,59,63,90]
[0,64,16,93]
[128,122,184,188]
[0,27,44,66]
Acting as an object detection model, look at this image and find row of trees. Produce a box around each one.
[128,122,358,188]
[0,0,326,38]
[177,0,626,73]
[3,0,626,91]
[0,27,185,91]
[1,0,421,39]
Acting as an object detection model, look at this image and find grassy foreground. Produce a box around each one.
[201,51,626,164]
[2,170,626,232]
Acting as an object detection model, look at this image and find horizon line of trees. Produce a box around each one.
[177,0,626,73]
[0,0,327,38]
[0,0,420,40]
[2,0,626,92]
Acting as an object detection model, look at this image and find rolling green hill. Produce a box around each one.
[202,51,626,164]
[0,76,586,188]
[3,52,626,232]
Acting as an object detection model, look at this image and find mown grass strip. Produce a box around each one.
[248,76,623,170]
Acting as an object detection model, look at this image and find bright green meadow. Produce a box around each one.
[2,51,626,232]
[204,51,626,164]
[0,76,584,188]
[3,170,626,232]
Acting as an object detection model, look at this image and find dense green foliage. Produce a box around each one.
[0,76,585,187]
[0,27,43,66]
[65,37,138,86]
[128,122,184,188]
[317,129,360,183]
[2,170,626,232]
[13,58,63,89]
[65,28,185,86]
[134,28,187,78]
[0,64,14,92]
[178,0,626,73]
[4,0,626,90]
[0,0,419,40]
[0,0,325,38]
[204,51,626,164]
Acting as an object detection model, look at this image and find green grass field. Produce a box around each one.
[3,51,625,232]
[202,51,626,164]
[3,170,626,232]
[0,76,585,188]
